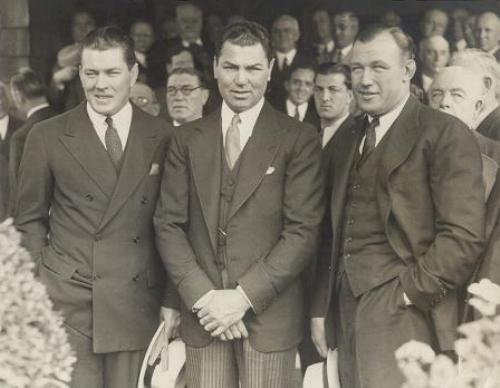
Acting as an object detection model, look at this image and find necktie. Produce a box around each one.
[360,116,379,158]
[282,56,289,71]
[105,116,123,170]
[294,105,300,120]
[225,114,241,169]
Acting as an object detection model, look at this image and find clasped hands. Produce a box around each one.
[193,289,251,341]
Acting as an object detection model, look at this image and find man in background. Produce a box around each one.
[475,11,500,62]
[420,8,449,38]
[415,35,450,94]
[310,9,336,65]
[331,11,359,64]
[166,67,209,126]
[8,67,56,217]
[129,19,155,86]
[281,63,320,128]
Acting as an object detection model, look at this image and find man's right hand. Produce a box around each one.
[148,307,180,371]
[311,317,328,358]
[218,320,249,341]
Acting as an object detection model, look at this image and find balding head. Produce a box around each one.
[475,12,500,52]
[421,9,449,38]
[429,66,483,128]
[272,14,300,53]
[419,35,450,76]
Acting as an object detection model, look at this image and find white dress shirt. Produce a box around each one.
[0,115,9,141]
[422,73,433,93]
[87,102,133,150]
[317,40,335,54]
[182,38,203,48]
[321,112,350,148]
[221,98,265,150]
[286,99,308,122]
[27,103,50,119]
[359,93,410,153]
[134,51,147,68]
[275,48,297,70]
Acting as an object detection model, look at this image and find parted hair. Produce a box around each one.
[315,62,352,89]
[355,24,416,60]
[79,25,137,69]
[10,67,46,99]
[215,21,273,62]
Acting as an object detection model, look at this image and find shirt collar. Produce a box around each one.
[286,99,308,120]
[0,115,9,140]
[134,51,147,67]
[321,112,349,147]
[276,48,297,68]
[173,120,181,127]
[27,103,50,119]
[340,44,353,57]
[474,102,500,130]
[86,101,133,148]
[182,38,203,48]
[317,40,335,53]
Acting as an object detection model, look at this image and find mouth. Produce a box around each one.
[357,90,379,100]
[94,95,113,101]
[231,90,251,99]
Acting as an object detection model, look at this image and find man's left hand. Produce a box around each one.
[197,289,250,336]
[148,307,180,371]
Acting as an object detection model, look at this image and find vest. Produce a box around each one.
[217,145,244,288]
[339,134,405,297]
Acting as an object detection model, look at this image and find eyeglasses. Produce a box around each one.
[166,85,202,96]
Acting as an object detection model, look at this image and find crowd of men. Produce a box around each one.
[2,2,500,388]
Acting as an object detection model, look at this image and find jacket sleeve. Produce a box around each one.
[154,130,216,310]
[399,121,486,311]
[15,124,53,264]
[237,125,326,314]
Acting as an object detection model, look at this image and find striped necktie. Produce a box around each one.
[105,116,124,170]
[225,114,241,169]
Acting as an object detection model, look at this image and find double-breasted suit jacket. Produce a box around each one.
[312,96,486,351]
[15,103,175,353]
[154,101,325,352]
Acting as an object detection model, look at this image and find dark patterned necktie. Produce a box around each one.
[225,114,241,169]
[294,105,300,120]
[104,116,123,170]
[361,116,379,156]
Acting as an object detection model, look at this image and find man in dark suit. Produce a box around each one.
[310,8,336,65]
[331,11,359,65]
[8,67,57,216]
[475,12,500,62]
[154,21,324,388]
[0,82,22,221]
[279,62,320,129]
[15,26,177,388]
[311,25,485,388]
[268,14,312,108]
[451,49,500,141]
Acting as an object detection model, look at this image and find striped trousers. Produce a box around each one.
[185,339,296,388]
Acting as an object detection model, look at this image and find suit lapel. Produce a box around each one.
[228,103,283,219]
[98,107,158,230]
[59,103,117,197]
[190,111,222,255]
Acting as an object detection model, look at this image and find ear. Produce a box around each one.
[347,89,354,104]
[475,99,483,113]
[10,87,23,108]
[267,57,275,82]
[166,63,173,75]
[201,88,209,106]
[483,76,493,92]
[130,63,139,87]
[213,56,219,80]
[403,58,417,82]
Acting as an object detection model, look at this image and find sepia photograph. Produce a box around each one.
[1,0,500,387]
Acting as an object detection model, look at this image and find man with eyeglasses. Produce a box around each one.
[166,67,209,126]
[281,62,320,129]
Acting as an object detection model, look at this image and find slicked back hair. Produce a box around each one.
[167,67,207,89]
[215,21,273,62]
[315,62,352,90]
[10,67,46,99]
[355,24,416,61]
[79,25,137,69]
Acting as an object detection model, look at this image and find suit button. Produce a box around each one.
[85,194,94,201]
[345,253,351,259]
[141,197,148,204]
[346,237,353,242]
[94,233,102,241]
[347,219,355,225]
[133,236,141,243]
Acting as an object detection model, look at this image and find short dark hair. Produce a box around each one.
[10,67,46,99]
[215,21,272,62]
[167,67,207,89]
[79,26,137,69]
[315,62,352,89]
[287,61,316,81]
[355,24,416,60]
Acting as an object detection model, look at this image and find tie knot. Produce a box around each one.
[105,116,113,127]
[231,114,241,127]
[366,116,379,129]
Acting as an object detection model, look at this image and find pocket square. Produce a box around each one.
[149,163,160,176]
[265,166,275,175]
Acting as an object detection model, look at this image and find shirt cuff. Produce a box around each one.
[403,292,413,306]
[236,285,254,312]
[192,289,215,313]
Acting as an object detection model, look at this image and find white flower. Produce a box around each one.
[468,279,500,317]
[396,340,436,364]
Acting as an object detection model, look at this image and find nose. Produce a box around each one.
[319,89,331,102]
[235,68,248,85]
[360,68,374,87]
[95,73,107,90]
[439,91,452,109]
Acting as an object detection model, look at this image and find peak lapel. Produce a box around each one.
[228,103,283,219]
[59,104,117,198]
[190,112,222,255]
[98,108,158,230]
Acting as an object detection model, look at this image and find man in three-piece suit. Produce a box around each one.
[8,67,57,217]
[154,21,324,387]
[15,27,176,388]
[311,25,485,388]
